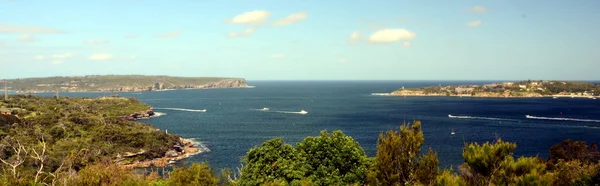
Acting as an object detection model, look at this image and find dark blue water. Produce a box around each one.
[35,81,600,170]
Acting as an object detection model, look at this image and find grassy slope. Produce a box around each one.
[0,95,180,171]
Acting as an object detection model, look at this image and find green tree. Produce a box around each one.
[460,139,555,186]
[434,169,466,186]
[296,130,370,185]
[367,121,439,185]
[167,163,219,186]
[238,138,305,185]
[548,139,600,168]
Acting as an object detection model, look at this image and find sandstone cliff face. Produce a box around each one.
[200,78,249,89]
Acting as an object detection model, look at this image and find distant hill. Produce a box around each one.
[5,75,250,93]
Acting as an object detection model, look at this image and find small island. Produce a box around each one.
[388,80,599,98]
[4,75,252,93]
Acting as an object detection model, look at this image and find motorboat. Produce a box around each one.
[299,110,308,114]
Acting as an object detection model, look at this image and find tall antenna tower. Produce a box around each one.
[3,79,7,101]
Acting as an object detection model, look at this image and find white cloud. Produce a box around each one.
[89,54,113,61]
[228,28,255,38]
[368,29,416,43]
[0,24,62,34]
[339,58,349,63]
[467,20,482,27]
[403,41,412,47]
[349,31,360,40]
[468,6,487,13]
[35,55,45,60]
[129,55,137,60]
[156,31,181,38]
[18,34,37,42]
[272,12,308,26]
[85,39,109,45]
[51,60,63,65]
[228,10,271,26]
[52,53,73,59]
[125,34,137,39]
[270,54,285,59]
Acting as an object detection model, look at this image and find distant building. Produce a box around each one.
[519,85,527,89]
[483,84,498,88]
[502,82,514,86]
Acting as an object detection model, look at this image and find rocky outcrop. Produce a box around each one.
[120,138,201,168]
[123,110,156,121]
[200,78,249,89]
[391,90,446,96]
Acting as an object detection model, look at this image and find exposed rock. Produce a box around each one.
[173,145,184,152]
[201,79,249,89]
[165,150,179,157]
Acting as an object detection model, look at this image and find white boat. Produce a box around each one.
[299,110,308,114]
[553,96,558,99]
[450,129,455,135]
[525,115,534,118]
[200,109,207,112]
[261,108,269,111]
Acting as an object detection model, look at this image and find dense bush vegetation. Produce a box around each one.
[1,96,599,185]
[0,95,181,185]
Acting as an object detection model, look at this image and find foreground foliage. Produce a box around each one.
[0,95,181,185]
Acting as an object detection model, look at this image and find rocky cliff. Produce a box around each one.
[199,78,249,89]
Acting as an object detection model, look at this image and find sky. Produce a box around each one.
[1,0,599,80]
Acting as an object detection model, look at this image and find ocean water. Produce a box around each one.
[34,81,600,170]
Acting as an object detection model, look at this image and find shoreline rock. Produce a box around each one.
[120,138,202,169]
[123,109,156,121]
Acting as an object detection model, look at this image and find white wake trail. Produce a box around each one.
[448,115,516,121]
[156,108,207,112]
[525,115,600,123]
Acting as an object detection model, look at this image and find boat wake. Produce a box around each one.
[276,110,308,115]
[152,112,167,117]
[156,108,207,112]
[525,115,600,123]
[251,108,270,111]
[371,93,390,96]
[448,115,516,121]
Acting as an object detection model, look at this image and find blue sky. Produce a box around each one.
[1,0,599,80]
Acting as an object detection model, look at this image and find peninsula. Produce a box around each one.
[388,80,599,98]
[0,95,201,170]
[4,75,251,93]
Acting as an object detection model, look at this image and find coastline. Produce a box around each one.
[120,108,207,169]
[382,94,598,99]
[121,138,205,169]
[15,85,255,94]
